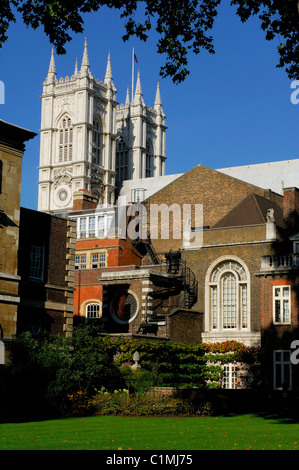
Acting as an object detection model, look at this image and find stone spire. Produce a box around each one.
[74,58,78,75]
[125,86,130,107]
[133,70,144,105]
[80,38,90,76]
[104,52,113,85]
[154,81,162,110]
[46,47,56,83]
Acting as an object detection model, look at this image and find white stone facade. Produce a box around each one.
[38,41,166,214]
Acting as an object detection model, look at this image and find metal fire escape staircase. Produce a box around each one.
[135,244,198,335]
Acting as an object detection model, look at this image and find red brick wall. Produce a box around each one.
[283,187,299,222]
[260,276,299,347]
[72,190,98,211]
[144,165,281,254]
[74,238,142,317]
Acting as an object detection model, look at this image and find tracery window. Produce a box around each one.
[145,141,153,177]
[58,116,73,162]
[208,260,249,331]
[116,138,129,184]
[92,118,102,166]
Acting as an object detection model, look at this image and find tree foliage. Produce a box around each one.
[7,325,124,416]
[1,1,299,83]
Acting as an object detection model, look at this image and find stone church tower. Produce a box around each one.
[38,40,166,214]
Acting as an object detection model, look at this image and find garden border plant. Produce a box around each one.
[5,325,261,418]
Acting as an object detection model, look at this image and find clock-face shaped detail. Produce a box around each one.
[58,188,68,201]
[54,185,71,207]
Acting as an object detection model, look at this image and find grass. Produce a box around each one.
[1,413,299,450]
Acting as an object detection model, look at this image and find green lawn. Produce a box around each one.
[0,414,299,450]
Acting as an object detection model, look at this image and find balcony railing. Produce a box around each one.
[261,254,299,271]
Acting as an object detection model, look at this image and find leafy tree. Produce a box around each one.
[1,1,299,84]
[7,325,124,416]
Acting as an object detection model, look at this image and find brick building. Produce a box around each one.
[0,119,76,368]
[35,43,299,393]
[0,120,36,364]
[17,207,75,337]
[74,163,299,393]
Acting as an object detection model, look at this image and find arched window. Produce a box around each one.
[58,116,73,162]
[145,141,154,177]
[208,259,249,331]
[92,118,102,165]
[116,138,129,185]
[86,302,101,319]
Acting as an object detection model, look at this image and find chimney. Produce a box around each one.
[73,190,98,211]
[283,187,299,223]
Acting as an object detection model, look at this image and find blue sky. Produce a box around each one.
[0,2,298,210]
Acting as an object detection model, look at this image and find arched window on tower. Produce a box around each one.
[116,138,129,185]
[208,259,249,331]
[92,118,103,166]
[58,116,73,162]
[145,141,154,177]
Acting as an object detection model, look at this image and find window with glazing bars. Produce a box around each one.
[86,303,101,319]
[29,245,44,281]
[91,253,106,268]
[273,286,290,323]
[75,254,86,270]
[59,116,73,162]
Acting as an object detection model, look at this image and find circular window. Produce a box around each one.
[111,292,138,324]
[58,189,68,201]
[54,185,71,207]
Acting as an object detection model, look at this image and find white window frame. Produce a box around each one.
[273,285,291,324]
[273,350,292,390]
[76,213,114,239]
[86,302,101,319]
[222,363,237,389]
[207,258,249,332]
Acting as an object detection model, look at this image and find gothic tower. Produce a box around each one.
[115,71,166,193]
[38,41,166,213]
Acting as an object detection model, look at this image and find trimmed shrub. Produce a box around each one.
[92,389,193,416]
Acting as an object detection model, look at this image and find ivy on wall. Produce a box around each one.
[101,337,261,389]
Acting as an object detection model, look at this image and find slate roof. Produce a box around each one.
[217,159,299,195]
[213,193,284,228]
